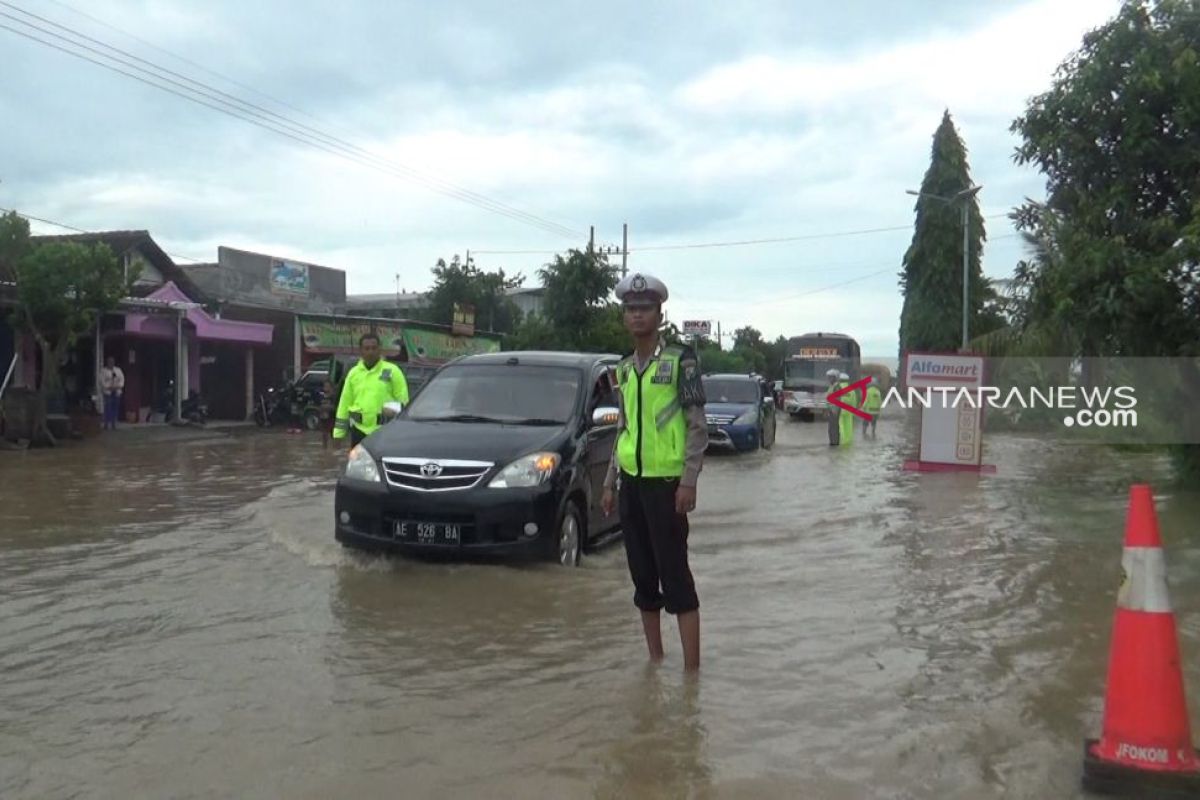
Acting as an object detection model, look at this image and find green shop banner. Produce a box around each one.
[403,328,499,362]
[300,319,406,354]
[299,317,500,362]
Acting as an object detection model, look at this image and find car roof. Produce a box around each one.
[452,351,620,369]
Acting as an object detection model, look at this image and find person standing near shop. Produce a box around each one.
[332,334,408,447]
[99,356,125,430]
[600,272,708,672]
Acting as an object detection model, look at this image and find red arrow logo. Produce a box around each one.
[827,377,873,421]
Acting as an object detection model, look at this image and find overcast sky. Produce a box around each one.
[2,0,1121,356]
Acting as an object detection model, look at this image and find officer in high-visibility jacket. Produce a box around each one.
[825,368,841,446]
[600,272,707,672]
[862,377,883,438]
[837,371,856,446]
[333,333,409,447]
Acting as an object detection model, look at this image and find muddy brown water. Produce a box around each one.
[1,419,1198,799]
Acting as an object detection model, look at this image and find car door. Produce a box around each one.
[583,363,620,535]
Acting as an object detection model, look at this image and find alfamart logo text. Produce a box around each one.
[879,383,1139,428]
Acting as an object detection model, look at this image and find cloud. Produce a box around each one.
[677,0,1118,119]
[0,0,1123,352]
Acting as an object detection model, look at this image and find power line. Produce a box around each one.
[36,0,598,239]
[0,6,580,240]
[473,214,1018,256]
[0,3,585,240]
[41,0,339,129]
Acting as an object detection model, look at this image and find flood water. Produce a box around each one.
[2,417,1198,799]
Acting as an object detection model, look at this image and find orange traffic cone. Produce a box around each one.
[1083,484,1200,796]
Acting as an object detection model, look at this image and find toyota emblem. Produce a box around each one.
[420,462,443,478]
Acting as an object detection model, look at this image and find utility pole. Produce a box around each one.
[960,201,969,351]
[904,185,982,351]
[622,222,628,277]
[588,226,595,253]
[717,321,722,349]
[592,225,624,271]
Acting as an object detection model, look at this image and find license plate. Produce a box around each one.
[393,521,461,545]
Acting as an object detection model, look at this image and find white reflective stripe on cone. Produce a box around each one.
[1117,547,1172,613]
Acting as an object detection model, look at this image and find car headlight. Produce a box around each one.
[345,445,381,483]
[487,452,560,488]
[734,408,758,425]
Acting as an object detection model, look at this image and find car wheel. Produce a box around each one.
[557,502,583,567]
[303,411,320,431]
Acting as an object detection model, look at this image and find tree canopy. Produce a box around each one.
[898,111,995,355]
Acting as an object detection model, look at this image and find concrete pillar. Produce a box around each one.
[187,336,200,396]
[245,348,254,420]
[292,316,302,381]
[174,312,184,422]
[93,315,103,411]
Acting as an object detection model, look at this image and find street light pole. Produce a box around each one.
[960,200,969,351]
[905,185,982,351]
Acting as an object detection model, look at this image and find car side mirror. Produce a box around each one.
[592,406,619,427]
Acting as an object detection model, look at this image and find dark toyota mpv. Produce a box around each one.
[335,351,624,565]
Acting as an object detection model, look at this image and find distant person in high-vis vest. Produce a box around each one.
[862,377,883,438]
[332,333,409,447]
[600,272,708,672]
[837,371,856,446]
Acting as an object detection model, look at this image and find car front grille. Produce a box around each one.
[381,457,494,492]
[705,414,737,426]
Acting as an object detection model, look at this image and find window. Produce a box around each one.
[407,364,582,423]
[701,378,760,404]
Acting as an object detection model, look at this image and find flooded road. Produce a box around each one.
[2,418,1199,799]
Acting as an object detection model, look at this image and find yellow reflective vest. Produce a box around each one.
[616,345,687,478]
[333,359,409,440]
[864,385,883,413]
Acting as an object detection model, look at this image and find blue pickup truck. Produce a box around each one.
[702,373,777,452]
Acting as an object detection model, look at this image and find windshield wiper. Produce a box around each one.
[414,413,506,423]
[509,417,565,426]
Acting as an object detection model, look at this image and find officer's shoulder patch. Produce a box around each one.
[677,346,705,406]
[380,368,392,381]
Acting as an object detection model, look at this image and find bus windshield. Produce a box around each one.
[784,358,853,387]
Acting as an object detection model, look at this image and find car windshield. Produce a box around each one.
[406,364,581,424]
[701,378,760,404]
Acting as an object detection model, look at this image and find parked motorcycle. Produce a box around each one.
[253,384,293,427]
[161,381,208,425]
[254,380,323,428]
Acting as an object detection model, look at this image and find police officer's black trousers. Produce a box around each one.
[619,473,699,616]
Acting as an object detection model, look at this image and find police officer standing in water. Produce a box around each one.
[332,333,409,447]
[600,273,708,672]
[825,368,841,446]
